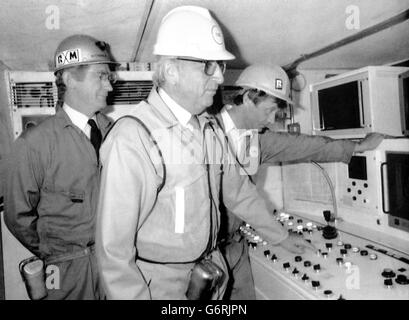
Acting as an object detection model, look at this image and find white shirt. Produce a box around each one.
[158,88,196,131]
[220,105,253,160]
[63,103,96,139]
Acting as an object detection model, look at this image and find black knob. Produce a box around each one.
[360,250,368,256]
[312,280,320,288]
[381,268,396,278]
[344,244,352,250]
[292,268,299,275]
[271,254,278,262]
[295,256,302,262]
[301,274,309,281]
[313,264,321,272]
[322,225,338,239]
[326,243,333,249]
[283,262,291,269]
[340,249,347,256]
[289,216,294,220]
[250,242,257,249]
[395,274,409,285]
[384,279,393,287]
[321,252,328,258]
[324,290,333,297]
[264,250,271,258]
[297,219,303,223]
[336,258,344,265]
[304,261,312,267]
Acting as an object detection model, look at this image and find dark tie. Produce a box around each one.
[88,119,102,160]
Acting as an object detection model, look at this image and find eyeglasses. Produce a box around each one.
[176,58,226,76]
[93,71,118,84]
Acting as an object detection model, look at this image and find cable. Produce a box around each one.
[311,161,338,220]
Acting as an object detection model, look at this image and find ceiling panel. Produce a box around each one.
[0,0,408,71]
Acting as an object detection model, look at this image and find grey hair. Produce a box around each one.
[152,56,177,88]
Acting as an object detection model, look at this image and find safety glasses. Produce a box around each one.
[92,71,118,84]
[176,58,226,76]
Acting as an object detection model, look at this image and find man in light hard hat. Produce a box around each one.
[96,6,314,300]
[4,34,117,299]
[216,64,384,299]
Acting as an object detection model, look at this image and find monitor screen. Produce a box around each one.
[387,153,409,221]
[318,81,362,130]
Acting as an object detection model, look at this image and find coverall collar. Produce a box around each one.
[55,106,112,136]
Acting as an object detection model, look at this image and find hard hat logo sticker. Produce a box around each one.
[275,78,283,90]
[56,49,81,67]
[211,25,223,45]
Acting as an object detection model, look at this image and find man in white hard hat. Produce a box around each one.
[96,6,314,300]
[4,34,117,299]
[215,64,384,299]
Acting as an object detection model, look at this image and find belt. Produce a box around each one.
[45,245,95,265]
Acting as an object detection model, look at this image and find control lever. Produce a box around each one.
[322,210,338,239]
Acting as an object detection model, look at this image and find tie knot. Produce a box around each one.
[88,119,98,129]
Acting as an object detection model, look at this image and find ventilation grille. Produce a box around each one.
[11,82,57,109]
[108,80,153,105]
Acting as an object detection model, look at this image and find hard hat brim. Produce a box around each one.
[54,61,120,74]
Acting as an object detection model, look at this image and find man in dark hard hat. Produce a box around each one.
[4,34,117,299]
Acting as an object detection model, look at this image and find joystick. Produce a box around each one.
[322,210,338,239]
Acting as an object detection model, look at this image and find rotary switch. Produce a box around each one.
[395,275,409,285]
[292,268,300,277]
[360,250,368,256]
[384,279,393,288]
[312,280,321,290]
[381,268,396,278]
[324,290,334,298]
[283,262,291,270]
[264,250,271,258]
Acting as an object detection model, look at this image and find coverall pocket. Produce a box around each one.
[40,186,86,220]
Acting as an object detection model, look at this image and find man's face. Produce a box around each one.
[248,95,279,130]
[71,64,113,113]
[174,59,224,115]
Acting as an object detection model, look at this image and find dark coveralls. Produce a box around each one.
[4,108,111,299]
[218,126,356,300]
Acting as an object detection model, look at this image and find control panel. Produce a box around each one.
[245,212,409,300]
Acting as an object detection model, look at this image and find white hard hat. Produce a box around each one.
[54,34,118,73]
[153,6,235,61]
[235,65,293,104]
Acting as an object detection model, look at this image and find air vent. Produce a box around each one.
[108,80,153,105]
[11,82,57,109]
